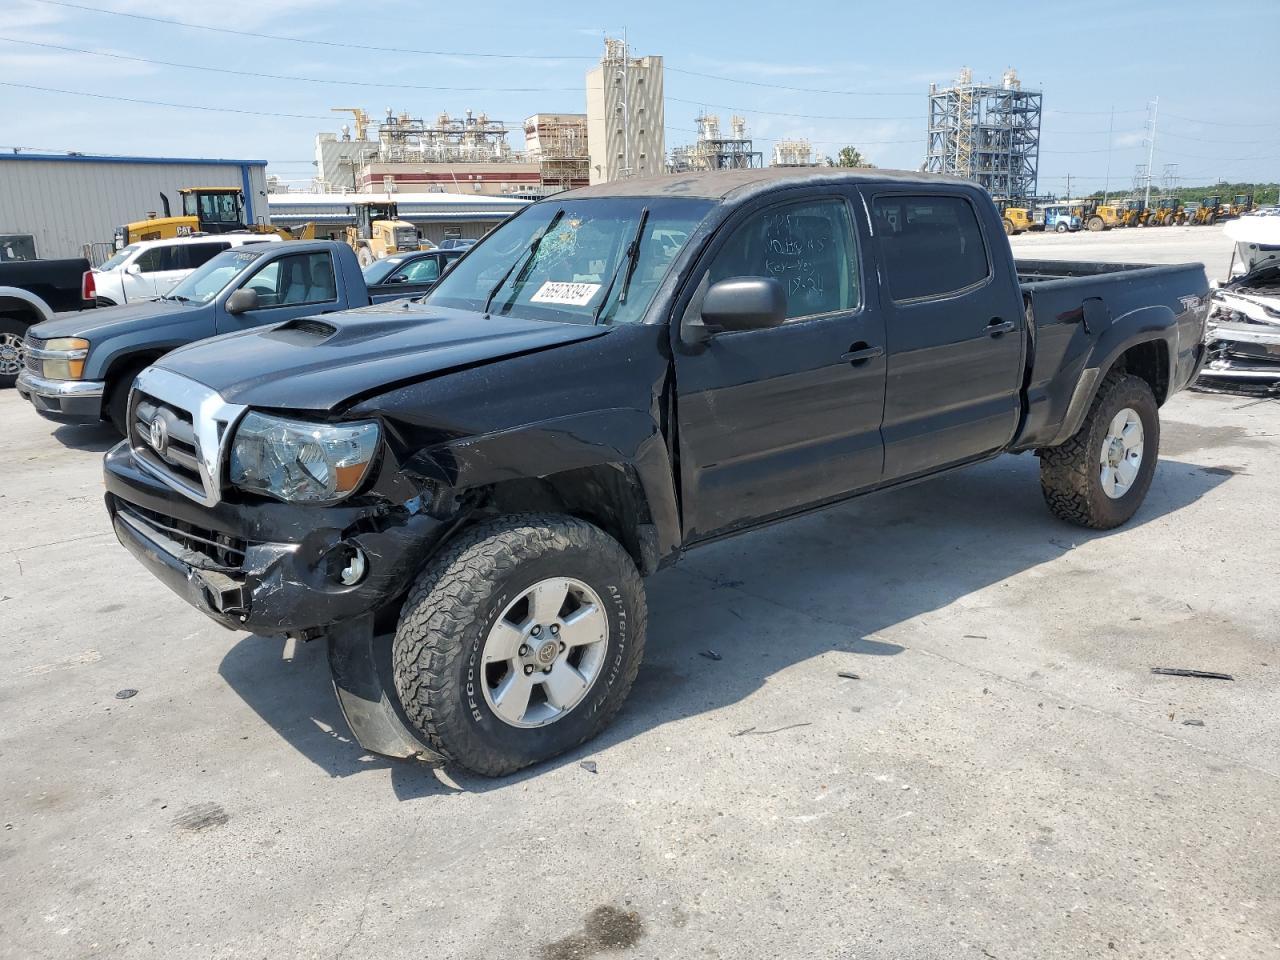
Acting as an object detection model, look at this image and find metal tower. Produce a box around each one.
[926,68,1042,200]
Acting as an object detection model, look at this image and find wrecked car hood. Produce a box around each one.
[156,302,610,410]
[1225,217,1280,276]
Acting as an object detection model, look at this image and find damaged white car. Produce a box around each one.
[1199,216,1280,391]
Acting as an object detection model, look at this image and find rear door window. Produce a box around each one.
[870,195,990,301]
[185,242,230,269]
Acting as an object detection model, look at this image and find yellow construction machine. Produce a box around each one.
[1114,199,1147,228]
[1078,201,1124,232]
[1146,197,1185,227]
[345,199,422,266]
[1189,196,1223,226]
[994,197,1037,235]
[113,187,287,248]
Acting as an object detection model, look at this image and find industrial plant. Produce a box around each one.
[926,67,1043,200]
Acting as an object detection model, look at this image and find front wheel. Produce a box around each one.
[1038,372,1160,529]
[392,514,647,776]
[0,316,27,389]
[1087,216,1105,232]
[356,245,375,268]
[1056,223,1069,233]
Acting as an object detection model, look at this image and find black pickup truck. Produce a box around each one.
[102,169,1208,775]
[0,258,95,388]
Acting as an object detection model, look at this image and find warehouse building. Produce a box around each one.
[266,191,529,246]
[0,153,269,259]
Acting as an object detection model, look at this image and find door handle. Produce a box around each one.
[986,318,1016,336]
[840,343,884,365]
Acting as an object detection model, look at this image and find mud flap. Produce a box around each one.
[326,614,441,761]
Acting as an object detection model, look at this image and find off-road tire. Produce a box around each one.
[357,245,375,268]
[392,514,647,776]
[1087,216,1105,232]
[1003,218,1015,236]
[1039,371,1160,529]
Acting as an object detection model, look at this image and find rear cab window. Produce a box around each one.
[870,194,990,301]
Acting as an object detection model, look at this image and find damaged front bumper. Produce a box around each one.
[1200,321,1280,384]
[103,439,454,760]
[103,440,449,635]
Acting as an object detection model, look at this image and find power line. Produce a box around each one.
[1164,112,1280,128]
[28,0,594,60]
[0,36,582,92]
[665,66,916,97]
[0,80,336,120]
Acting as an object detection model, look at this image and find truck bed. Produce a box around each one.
[1011,258,1209,450]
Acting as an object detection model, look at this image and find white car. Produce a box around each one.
[92,233,280,306]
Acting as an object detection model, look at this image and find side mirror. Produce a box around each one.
[386,274,408,284]
[126,264,142,275]
[225,288,260,315]
[693,277,787,340]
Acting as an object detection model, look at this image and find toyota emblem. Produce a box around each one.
[149,416,169,454]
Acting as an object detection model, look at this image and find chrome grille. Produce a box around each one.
[132,392,203,492]
[23,335,44,374]
[128,366,247,507]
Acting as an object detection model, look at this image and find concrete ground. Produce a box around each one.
[3,226,1277,960]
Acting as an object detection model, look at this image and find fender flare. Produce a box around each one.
[414,407,681,569]
[0,286,55,325]
[1050,304,1177,446]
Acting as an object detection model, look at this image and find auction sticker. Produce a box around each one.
[530,281,601,306]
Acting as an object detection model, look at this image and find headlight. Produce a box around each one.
[35,337,89,380]
[229,412,379,503]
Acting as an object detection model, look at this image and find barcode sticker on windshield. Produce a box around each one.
[530,281,601,306]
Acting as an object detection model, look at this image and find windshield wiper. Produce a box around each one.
[483,207,565,317]
[593,207,649,325]
[157,294,190,303]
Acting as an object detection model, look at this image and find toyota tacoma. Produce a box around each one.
[102,169,1209,775]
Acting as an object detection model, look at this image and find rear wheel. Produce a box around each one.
[0,316,28,389]
[392,514,647,776]
[1039,372,1160,529]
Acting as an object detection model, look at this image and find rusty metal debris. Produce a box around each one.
[1151,667,1235,681]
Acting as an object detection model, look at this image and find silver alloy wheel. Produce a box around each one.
[1099,406,1144,499]
[0,331,22,377]
[481,576,609,728]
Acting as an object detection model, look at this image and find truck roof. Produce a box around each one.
[561,167,975,202]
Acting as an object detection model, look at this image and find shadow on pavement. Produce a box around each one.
[51,422,120,453]
[217,451,1229,798]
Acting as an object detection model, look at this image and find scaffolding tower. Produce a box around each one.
[670,114,763,172]
[926,68,1042,200]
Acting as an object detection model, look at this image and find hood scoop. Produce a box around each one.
[270,317,339,341]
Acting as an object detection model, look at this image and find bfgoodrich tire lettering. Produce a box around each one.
[1038,371,1160,529]
[392,514,647,776]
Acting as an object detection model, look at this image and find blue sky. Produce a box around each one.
[3,0,1275,193]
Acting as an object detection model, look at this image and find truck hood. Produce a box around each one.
[156,301,610,411]
[30,298,187,342]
